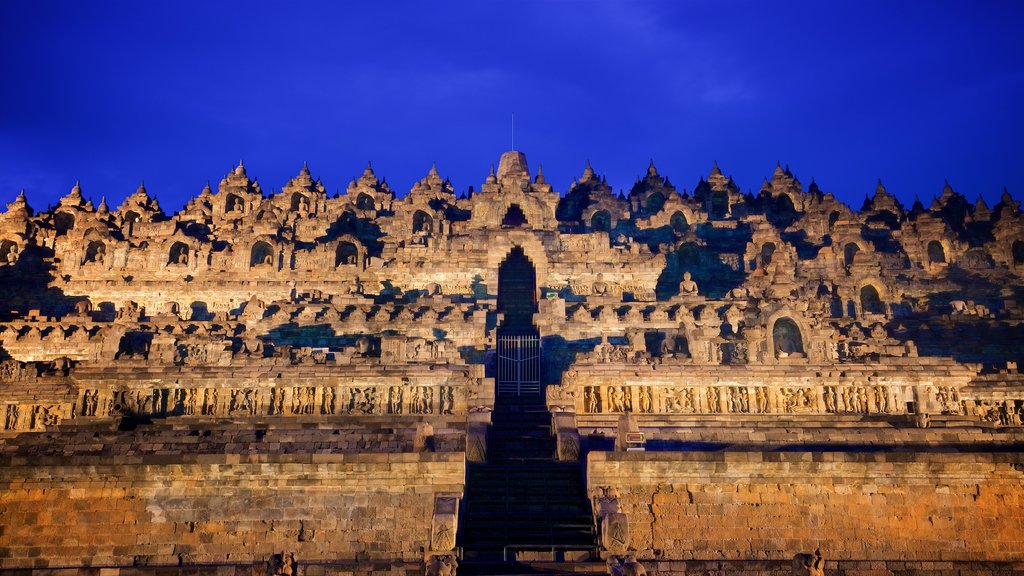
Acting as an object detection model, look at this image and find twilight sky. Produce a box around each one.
[1,1,1023,213]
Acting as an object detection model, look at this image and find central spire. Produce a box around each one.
[496,150,529,180]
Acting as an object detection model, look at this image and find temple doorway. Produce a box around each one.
[496,246,540,396]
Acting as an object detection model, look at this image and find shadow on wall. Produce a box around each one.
[0,244,86,321]
[319,211,385,257]
[655,241,748,300]
[263,323,374,352]
[540,334,603,389]
[900,270,1024,364]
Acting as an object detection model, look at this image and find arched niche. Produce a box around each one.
[84,240,106,264]
[670,211,689,234]
[860,284,884,315]
[771,317,805,359]
[225,193,244,214]
[591,210,611,232]
[710,191,729,219]
[502,204,528,228]
[646,192,666,214]
[769,194,798,228]
[168,241,190,266]
[413,210,434,234]
[760,242,777,268]
[290,193,310,213]
[54,212,75,236]
[250,241,275,268]
[335,210,358,235]
[0,239,19,264]
[927,240,946,264]
[123,210,141,224]
[1012,240,1024,265]
[336,241,359,267]
[844,242,861,267]
[356,193,375,211]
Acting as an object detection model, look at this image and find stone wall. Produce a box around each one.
[0,452,465,570]
[588,451,1024,563]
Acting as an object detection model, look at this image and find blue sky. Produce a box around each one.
[1,1,1023,212]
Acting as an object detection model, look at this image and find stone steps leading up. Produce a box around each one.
[459,389,597,565]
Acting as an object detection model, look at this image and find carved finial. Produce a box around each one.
[300,161,310,176]
[72,180,82,195]
[201,181,212,196]
[428,162,439,177]
[975,194,990,212]
[97,196,109,213]
[647,159,658,176]
[15,189,27,203]
[535,164,546,185]
[710,160,722,176]
[875,179,887,196]
[234,160,246,177]
[1002,186,1013,203]
[582,160,595,181]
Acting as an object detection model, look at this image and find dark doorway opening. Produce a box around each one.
[501,204,528,228]
[497,246,539,397]
[497,246,537,334]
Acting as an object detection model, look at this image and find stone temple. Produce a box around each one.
[1,152,1023,576]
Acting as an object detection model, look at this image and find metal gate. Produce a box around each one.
[497,333,540,396]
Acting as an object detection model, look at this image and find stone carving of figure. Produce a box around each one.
[637,386,653,413]
[425,555,458,576]
[439,386,454,415]
[585,386,601,413]
[607,386,624,412]
[679,272,698,295]
[355,337,371,356]
[269,552,295,576]
[0,242,18,264]
[793,549,825,576]
[609,557,647,576]
[387,386,403,414]
[593,273,608,296]
[659,336,674,359]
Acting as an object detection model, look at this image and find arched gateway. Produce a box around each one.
[496,246,540,396]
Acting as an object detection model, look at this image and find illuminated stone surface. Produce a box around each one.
[1,155,1023,575]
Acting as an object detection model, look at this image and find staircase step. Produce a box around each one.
[461,372,597,556]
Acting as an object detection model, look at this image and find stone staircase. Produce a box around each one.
[458,394,597,573]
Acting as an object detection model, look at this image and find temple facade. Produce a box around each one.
[1,151,1023,575]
